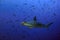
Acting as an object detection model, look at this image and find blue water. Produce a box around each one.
[0,0,60,40]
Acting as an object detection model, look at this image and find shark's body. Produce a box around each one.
[21,16,53,28]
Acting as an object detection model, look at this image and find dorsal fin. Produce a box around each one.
[33,16,37,21]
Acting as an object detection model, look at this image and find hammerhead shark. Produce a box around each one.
[21,16,53,28]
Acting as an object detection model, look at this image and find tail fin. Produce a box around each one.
[46,22,53,28]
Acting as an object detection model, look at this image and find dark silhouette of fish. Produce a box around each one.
[21,16,53,28]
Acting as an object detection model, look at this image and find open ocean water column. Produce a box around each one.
[0,0,60,40]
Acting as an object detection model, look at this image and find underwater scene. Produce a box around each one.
[0,0,60,40]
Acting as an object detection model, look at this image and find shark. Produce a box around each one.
[21,16,53,28]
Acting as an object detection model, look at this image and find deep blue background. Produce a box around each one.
[0,0,60,40]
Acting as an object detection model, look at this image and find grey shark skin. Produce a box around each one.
[21,16,53,28]
[21,21,53,28]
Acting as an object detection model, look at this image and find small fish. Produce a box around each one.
[21,16,53,28]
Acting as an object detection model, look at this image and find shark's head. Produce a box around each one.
[21,21,33,28]
[21,22,26,25]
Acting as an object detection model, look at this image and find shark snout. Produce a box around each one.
[21,22,25,25]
